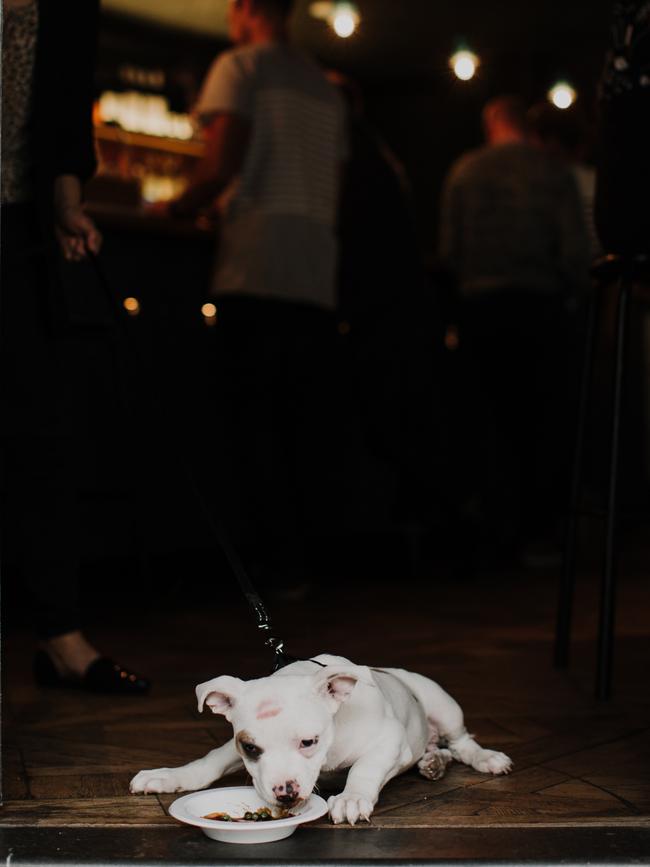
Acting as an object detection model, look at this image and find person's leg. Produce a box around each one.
[213,298,332,589]
[270,304,335,583]
[1,205,147,690]
[524,295,573,547]
[485,292,571,563]
[1,207,83,653]
[460,293,524,555]
[212,298,295,578]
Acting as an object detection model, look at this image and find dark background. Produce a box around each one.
[98,0,614,248]
[8,1,635,624]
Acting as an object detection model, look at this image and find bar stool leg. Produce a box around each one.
[555,292,598,668]
[596,276,630,700]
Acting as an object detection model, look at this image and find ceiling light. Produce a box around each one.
[332,4,358,37]
[450,49,479,81]
[309,1,360,38]
[548,82,577,110]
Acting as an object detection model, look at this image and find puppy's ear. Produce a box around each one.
[195,675,244,720]
[313,667,360,712]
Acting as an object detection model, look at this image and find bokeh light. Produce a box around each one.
[332,3,359,38]
[450,49,479,81]
[123,297,140,316]
[548,82,577,110]
[202,302,218,326]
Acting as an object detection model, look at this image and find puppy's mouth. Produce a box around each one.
[276,796,306,813]
[251,780,306,811]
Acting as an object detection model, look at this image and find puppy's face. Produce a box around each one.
[196,669,359,809]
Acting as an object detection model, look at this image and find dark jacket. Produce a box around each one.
[31,0,99,223]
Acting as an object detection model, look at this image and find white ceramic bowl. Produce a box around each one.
[168,786,328,844]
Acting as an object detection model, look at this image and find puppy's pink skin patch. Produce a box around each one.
[256,699,283,720]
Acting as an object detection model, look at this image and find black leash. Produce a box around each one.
[87,250,316,672]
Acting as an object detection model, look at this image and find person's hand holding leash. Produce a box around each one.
[54,175,102,261]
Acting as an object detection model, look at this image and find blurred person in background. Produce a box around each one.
[163,0,347,594]
[1,0,149,692]
[528,101,600,261]
[439,95,591,569]
[331,71,445,535]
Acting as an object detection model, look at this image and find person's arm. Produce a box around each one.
[164,50,253,220]
[169,112,251,219]
[44,0,102,258]
[54,175,102,261]
[47,0,99,183]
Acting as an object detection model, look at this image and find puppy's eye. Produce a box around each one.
[241,742,262,758]
[300,738,318,749]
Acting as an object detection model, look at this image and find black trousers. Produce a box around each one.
[1,203,81,639]
[210,295,335,579]
[457,290,573,547]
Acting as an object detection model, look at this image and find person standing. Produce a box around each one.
[439,96,591,565]
[528,101,600,261]
[1,0,149,692]
[165,0,347,589]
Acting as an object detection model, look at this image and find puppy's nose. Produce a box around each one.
[273,780,300,805]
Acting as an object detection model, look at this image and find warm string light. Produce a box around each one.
[548,81,577,109]
[332,3,358,38]
[309,2,359,39]
[448,45,579,105]
[450,49,479,81]
[202,302,218,326]
[123,297,140,316]
[121,298,220,325]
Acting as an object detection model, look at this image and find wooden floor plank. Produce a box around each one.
[465,765,570,794]
[540,779,630,803]
[0,797,171,827]
[1,744,31,801]
[29,773,136,800]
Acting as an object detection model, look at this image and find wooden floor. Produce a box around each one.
[2,548,650,863]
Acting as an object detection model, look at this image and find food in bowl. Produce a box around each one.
[169,786,328,844]
[203,807,293,822]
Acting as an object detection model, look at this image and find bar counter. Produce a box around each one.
[87,202,215,243]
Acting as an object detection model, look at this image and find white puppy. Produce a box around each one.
[130,654,512,824]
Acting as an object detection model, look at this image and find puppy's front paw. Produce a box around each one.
[328,792,373,825]
[473,750,513,775]
[130,768,186,794]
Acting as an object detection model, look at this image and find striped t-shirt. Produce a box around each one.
[195,42,347,310]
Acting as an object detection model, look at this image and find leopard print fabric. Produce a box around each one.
[1,0,39,203]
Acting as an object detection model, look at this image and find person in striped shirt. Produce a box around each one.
[167,0,348,592]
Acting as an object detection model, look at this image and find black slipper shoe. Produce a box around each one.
[34,650,151,695]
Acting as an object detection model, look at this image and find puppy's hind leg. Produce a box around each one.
[383,668,512,777]
[446,729,512,775]
[418,746,453,781]
[418,724,452,781]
